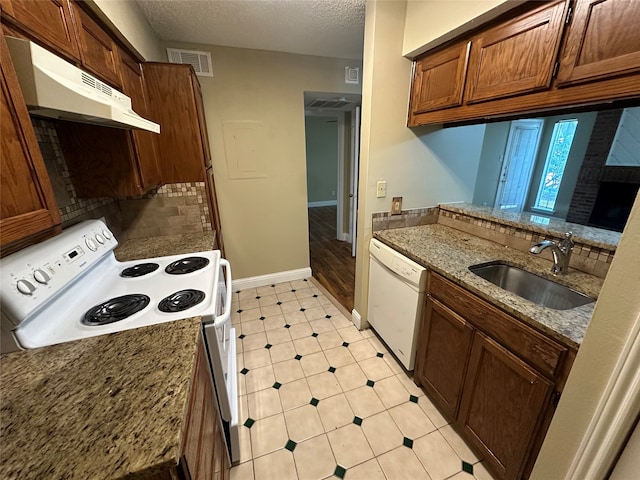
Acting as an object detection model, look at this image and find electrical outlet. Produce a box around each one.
[376,181,387,198]
[391,197,402,215]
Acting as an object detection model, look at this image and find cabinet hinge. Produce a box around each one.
[565,6,573,24]
[552,61,560,78]
[552,391,562,407]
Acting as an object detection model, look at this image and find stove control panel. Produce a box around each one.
[0,220,118,326]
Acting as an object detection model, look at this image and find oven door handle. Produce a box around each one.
[213,258,233,329]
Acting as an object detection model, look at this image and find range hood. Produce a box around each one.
[5,37,160,133]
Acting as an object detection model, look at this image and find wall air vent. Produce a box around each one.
[167,48,213,77]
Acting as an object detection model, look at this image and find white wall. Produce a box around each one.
[162,41,362,279]
[402,0,518,57]
[354,0,485,318]
[90,0,165,61]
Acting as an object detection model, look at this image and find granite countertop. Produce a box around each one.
[0,318,202,480]
[375,224,604,349]
[440,202,621,250]
[114,232,217,261]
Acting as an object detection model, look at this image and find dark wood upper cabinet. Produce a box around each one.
[556,0,640,86]
[465,0,568,103]
[143,63,207,183]
[410,41,470,114]
[71,2,121,87]
[0,0,79,61]
[1,34,61,253]
[118,48,161,189]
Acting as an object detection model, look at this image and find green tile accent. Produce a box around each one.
[273,382,282,389]
[310,397,320,406]
[342,342,349,347]
[236,309,243,314]
[291,289,297,292]
[403,437,414,448]
[271,284,275,287]
[353,416,363,426]
[462,461,474,474]
[285,324,291,329]
[277,301,283,305]
[409,395,419,403]
[255,296,261,300]
[300,308,306,312]
[240,368,249,375]
[238,334,246,339]
[334,465,346,478]
[366,380,375,387]
[243,418,255,428]
[259,316,265,320]
[295,354,303,360]
[285,439,297,452]
[325,315,332,319]
[328,366,336,373]
[235,290,240,294]
[376,352,384,358]
[312,332,319,337]
[313,294,318,298]
[265,343,272,349]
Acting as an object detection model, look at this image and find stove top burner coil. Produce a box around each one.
[120,263,160,278]
[165,256,210,275]
[82,294,151,326]
[158,289,206,313]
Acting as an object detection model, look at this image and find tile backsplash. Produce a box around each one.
[33,119,212,241]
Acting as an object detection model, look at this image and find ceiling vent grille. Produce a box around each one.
[306,99,353,109]
[167,48,213,77]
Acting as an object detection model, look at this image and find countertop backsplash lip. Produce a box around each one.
[374,224,604,349]
[439,202,621,251]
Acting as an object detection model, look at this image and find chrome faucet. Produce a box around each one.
[529,232,574,275]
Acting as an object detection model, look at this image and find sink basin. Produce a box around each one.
[468,261,595,310]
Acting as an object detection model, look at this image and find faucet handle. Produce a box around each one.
[565,231,573,240]
[561,231,574,253]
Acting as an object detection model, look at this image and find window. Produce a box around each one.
[533,119,578,212]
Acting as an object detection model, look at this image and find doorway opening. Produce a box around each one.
[303,92,361,311]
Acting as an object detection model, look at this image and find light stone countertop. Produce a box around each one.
[375,224,604,349]
[440,202,621,250]
[114,231,217,261]
[0,318,202,479]
[0,233,217,479]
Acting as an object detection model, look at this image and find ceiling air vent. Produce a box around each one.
[306,98,353,109]
[167,48,213,77]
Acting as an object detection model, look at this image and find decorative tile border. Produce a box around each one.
[372,207,439,232]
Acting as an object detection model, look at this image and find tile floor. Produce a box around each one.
[230,278,496,480]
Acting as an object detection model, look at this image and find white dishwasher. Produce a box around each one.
[368,238,427,370]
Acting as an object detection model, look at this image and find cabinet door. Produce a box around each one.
[143,63,206,183]
[0,0,79,61]
[557,0,640,86]
[459,332,553,480]
[1,34,61,251]
[415,297,474,419]
[71,2,121,87]
[465,0,568,103]
[411,41,470,114]
[118,48,161,190]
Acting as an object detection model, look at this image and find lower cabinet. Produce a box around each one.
[179,336,230,480]
[415,273,572,480]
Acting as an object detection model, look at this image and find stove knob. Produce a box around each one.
[102,229,112,240]
[16,279,36,295]
[95,233,105,244]
[33,269,51,284]
[85,237,98,251]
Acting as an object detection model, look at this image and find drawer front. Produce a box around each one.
[429,273,567,378]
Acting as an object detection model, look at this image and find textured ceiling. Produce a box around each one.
[135,0,366,59]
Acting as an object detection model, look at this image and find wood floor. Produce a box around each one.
[308,206,355,312]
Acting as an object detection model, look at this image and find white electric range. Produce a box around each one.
[0,219,239,464]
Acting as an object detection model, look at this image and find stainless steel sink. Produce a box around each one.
[468,261,595,310]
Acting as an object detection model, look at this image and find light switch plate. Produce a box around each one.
[391,197,402,215]
[376,181,387,198]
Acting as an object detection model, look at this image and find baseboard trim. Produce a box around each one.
[308,200,337,207]
[340,232,351,242]
[232,267,312,291]
[352,308,368,330]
